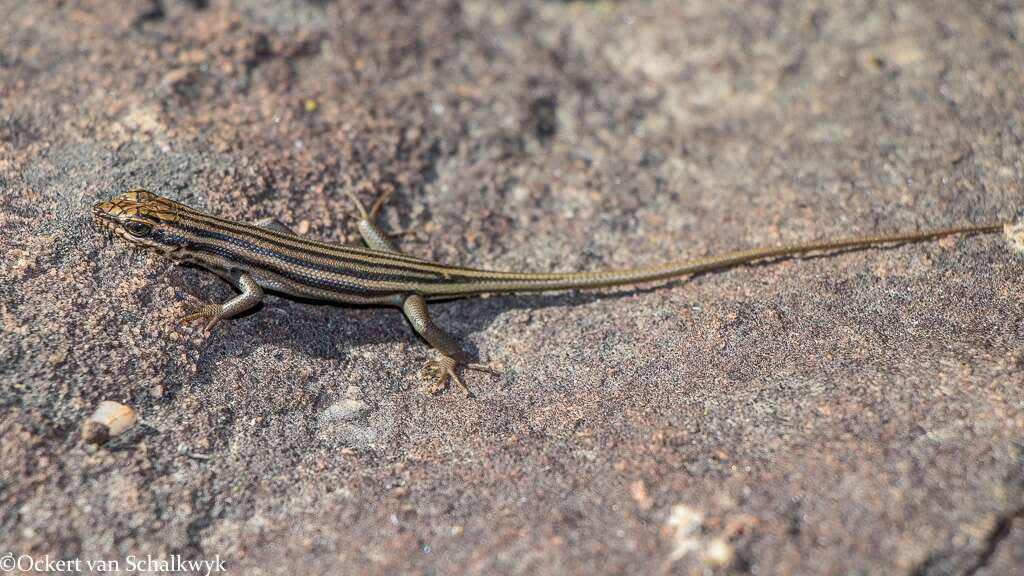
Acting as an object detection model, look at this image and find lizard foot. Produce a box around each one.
[421,355,500,398]
[345,188,393,221]
[345,188,421,240]
[179,302,225,332]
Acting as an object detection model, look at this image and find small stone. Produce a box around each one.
[161,68,192,89]
[1004,222,1024,253]
[83,401,138,444]
[704,537,735,568]
[178,49,208,64]
[663,504,704,562]
[150,384,164,398]
[630,479,653,510]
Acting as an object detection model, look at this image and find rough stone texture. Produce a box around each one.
[2,1,1023,574]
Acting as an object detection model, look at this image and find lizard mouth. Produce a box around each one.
[90,201,138,244]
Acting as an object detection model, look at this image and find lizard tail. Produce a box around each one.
[419,222,1007,297]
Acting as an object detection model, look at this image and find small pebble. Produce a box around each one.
[1004,222,1024,253]
[704,537,735,568]
[630,479,653,510]
[81,401,138,445]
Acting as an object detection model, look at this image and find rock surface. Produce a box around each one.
[2,1,1023,574]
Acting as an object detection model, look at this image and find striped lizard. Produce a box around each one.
[92,189,1007,395]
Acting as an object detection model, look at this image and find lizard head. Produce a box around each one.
[92,189,191,256]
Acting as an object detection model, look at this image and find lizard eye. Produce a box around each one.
[124,221,152,237]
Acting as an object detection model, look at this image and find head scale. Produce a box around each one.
[92,190,190,256]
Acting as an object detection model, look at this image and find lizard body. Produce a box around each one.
[92,189,1006,394]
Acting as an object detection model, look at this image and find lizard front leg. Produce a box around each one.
[180,272,264,332]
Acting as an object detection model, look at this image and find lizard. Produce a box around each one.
[91,189,1008,396]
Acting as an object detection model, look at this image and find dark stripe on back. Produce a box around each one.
[169,211,574,287]
[186,244,406,296]
[176,212,473,272]
[171,223,461,285]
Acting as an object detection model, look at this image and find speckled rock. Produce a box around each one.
[2,1,1023,574]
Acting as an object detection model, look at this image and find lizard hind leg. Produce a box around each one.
[345,189,419,253]
[401,294,495,397]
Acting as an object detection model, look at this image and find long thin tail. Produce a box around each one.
[420,222,1007,297]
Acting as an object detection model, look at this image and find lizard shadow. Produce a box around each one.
[173,241,917,398]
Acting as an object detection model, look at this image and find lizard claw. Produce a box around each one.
[421,356,501,397]
[179,303,224,332]
[367,188,393,220]
[422,355,467,396]
[345,188,393,221]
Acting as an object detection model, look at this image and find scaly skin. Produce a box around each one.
[92,189,1008,395]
